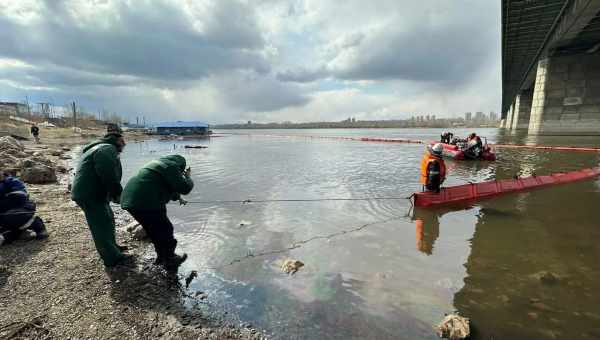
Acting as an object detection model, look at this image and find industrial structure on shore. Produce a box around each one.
[151,121,210,136]
[501,0,600,135]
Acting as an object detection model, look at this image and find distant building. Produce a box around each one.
[247,120,252,125]
[432,115,436,121]
[465,112,472,121]
[489,111,498,121]
[0,102,29,116]
[152,121,210,135]
[475,112,485,121]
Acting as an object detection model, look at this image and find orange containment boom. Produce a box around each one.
[492,144,600,152]
[414,167,600,207]
[358,137,424,144]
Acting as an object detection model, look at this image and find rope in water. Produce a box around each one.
[184,196,414,204]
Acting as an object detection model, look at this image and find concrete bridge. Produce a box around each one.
[501,0,600,135]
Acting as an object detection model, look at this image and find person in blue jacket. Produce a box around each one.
[0,171,48,244]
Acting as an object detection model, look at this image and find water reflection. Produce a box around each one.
[454,182,600,340]
[412,208,442,255]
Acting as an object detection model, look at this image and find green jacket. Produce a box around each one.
[71,135,123,203]
[120,155,194,211]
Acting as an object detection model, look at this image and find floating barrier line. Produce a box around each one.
[226,132,425,144]
[224,132,600,152]
[491,144,600,152]
[413,167,600,207]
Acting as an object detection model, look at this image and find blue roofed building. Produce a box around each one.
[151,121,210,136]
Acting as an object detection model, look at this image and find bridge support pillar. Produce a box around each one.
[505,102,515,129]
[511,89,533,130]
[529,54,600,135]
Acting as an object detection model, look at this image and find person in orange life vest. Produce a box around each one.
[420,143,446,193]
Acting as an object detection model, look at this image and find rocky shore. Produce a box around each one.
[0,134,265,339]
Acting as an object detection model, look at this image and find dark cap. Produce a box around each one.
[106,123,123,136]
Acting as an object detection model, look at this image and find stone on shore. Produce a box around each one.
[21,164,57,184]
[125,222,148,241]
[0,135,59,183]
[436,313,470,340]
[531,271,561,285]
[281,259,304,274]
[20,156,55,168]
[0,135,24,153]
[0,154,21,170]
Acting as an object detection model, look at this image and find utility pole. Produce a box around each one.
[72,101,77,128]
[37,102,51,119]
[25,95,31,114]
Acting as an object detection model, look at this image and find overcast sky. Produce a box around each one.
[0,0,501,124]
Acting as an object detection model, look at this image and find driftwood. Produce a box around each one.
[184,145,208,149]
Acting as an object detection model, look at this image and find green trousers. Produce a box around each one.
[76,200,123,267]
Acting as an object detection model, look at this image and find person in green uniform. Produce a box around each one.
[121,154,193,269]
[71,130,128,267]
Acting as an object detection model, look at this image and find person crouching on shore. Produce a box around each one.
[71,130,129,267]
[0,170,48,245]
[121,155,193,270]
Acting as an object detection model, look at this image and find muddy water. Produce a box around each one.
[120,128,600,339]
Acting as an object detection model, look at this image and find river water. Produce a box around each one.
[120,128,600,340]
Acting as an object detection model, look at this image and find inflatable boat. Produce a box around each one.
[429,142,496,161]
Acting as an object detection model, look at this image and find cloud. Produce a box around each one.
[276,67,327,83]
[278,1,499,85]
[0,0,269,81]
[0,59,139,88]
[211,71,310,112]
[0,0,501,122]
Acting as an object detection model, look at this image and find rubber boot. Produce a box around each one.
[162,253,187,270]
[30,217,49,240]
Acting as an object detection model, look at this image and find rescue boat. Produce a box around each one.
[413,167,600,207]
[429,142,497,161]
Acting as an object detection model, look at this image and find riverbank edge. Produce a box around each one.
[0,133,265,339]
